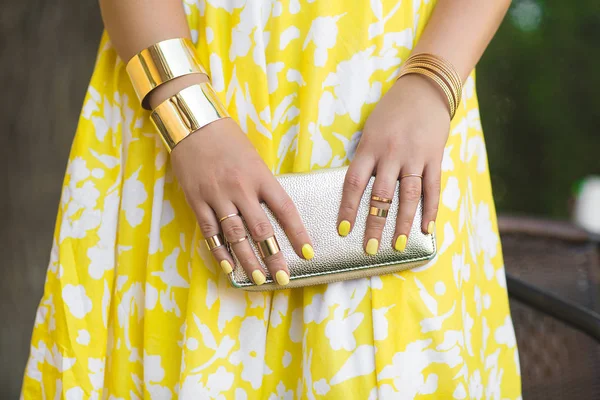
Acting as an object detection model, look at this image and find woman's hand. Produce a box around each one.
[171,118,313,286]
[337,74,451,254]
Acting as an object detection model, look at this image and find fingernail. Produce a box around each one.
[302,244,314,260]
[394,235,407,252]
[220,260,233,274]
[427,221,435,235]
[275,270,290,286]
[252,270,266,285]
[338,220,351,237]
[366,238,379,255]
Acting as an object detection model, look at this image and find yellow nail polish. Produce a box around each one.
[252,270,266,285]
[220,260,233,274]
[338,220,351,237]
[394,235,407,252]
[427,221,435,235]
[302,244,314,260]
[275,270,290,286]
[366,238,379,255]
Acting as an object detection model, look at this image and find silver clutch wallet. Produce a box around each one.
[228,166,436,290]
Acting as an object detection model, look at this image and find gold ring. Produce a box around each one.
[371,195,392,204]
[400,174,423,180]
[369,206,389,218]
[205,233,225,251]
[228,236,248,245]
[257,236,280,259]
[219,213,240,223]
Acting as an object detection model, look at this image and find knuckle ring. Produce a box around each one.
[369,206,389,218]
[257,236,280,259]
[371,195,392,204]
[219,213,240,223]
[228,236,248,245]
[400,174,423,180]
[205,233,225,251]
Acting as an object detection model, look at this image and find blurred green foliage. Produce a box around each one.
[478,0,600,217]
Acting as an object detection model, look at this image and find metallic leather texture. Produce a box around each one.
[228,166,437,291]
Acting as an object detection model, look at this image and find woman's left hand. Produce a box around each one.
[337,74,451,254]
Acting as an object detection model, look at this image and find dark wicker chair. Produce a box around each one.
[499,215,600,399]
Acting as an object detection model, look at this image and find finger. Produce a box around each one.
[393,169,424,252]
[260,183,313,261]
[237,198,290,286]
[364,162,399,255]
[213,202,267,286]
[421,163,441,235]
[337,156,375,237]
[192,202,235,275]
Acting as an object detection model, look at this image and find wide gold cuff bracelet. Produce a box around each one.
[150,83,230,151]
[126,38,208,109]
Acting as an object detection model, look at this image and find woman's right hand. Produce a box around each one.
[170,118,313,286]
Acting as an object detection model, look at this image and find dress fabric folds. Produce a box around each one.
[22,0,521,398]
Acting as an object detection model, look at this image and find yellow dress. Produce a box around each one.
[22,1,521,398]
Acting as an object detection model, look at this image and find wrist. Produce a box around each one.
[394,74,450,117]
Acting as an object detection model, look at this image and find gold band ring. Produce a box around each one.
[400,174,423,180]
[369,206,389,218]
[205,233,225,251]
[219,213,240,223]
[371,195,393,204]
[257,236,281,259]
[228,236,248,245]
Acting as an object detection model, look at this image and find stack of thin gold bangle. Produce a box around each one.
[125,37,230,152]
[397,53,463,119]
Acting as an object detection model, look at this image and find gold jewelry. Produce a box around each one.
[402,62,459,112]
[369,206,389,218]
[408,53,462,94]
[226,165,437,291]
[228,236,248,245]
[150,83,230,151]
[397,53,463,119]
[219,213,240,223]
[205,233,225,251]
[126,38,208,109]
[400,174,423,180]
[406,54,462,108]
[257,236,281,259]
[371,195,393,204]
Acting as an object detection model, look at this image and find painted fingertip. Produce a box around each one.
[427,221,435,235]
[366,238,379,255]
[394,235,407,252]
[302,244,314,260]
[220,260,233,274]
[275,270,290,286]
[252,270,266,285]
[338,220,351,237]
